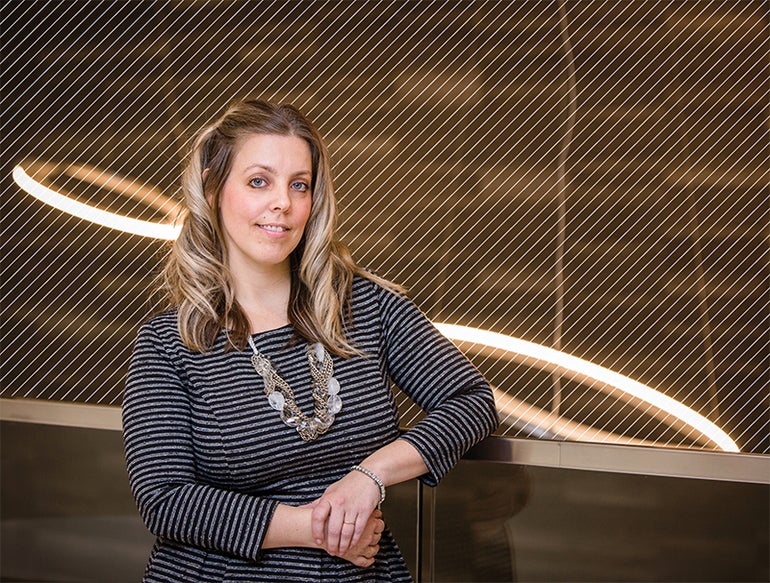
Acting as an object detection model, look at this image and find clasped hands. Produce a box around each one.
[303,468,384,567]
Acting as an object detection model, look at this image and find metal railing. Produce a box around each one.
[2,398,768,583]
[2,398,766,484]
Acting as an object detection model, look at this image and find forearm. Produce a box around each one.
[268,502,384,568]
[397,387,498,486]
[357,438,428,488]
[262,504,323,549]
[131,481,280,560]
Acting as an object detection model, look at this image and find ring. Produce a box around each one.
[344,520,355,525]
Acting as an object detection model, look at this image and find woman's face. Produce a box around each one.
[218,133,313,277]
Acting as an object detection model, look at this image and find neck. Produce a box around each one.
[230,261,293,333]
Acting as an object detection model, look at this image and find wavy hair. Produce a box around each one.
[163,99,400,356]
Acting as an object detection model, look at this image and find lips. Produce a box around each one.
[257,223,289,232]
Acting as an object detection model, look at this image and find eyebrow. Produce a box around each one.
[243,163,311,177]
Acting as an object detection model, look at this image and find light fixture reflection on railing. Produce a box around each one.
[12,163,182,240]
[488,389,661,447]
[436,323,740,452]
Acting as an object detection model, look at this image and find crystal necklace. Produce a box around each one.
[247,337,342,441]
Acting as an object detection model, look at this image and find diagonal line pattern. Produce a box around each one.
[1,0,767,453]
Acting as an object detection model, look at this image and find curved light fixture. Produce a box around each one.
[436,323,740,452]
[12,162,182,240]
[10,161,739,452]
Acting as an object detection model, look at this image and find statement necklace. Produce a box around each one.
[247,337,342,441]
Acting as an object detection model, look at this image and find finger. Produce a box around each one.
[337,516,357,555]
[353,545,377,568]
[371,518,385,543]
[310,500,331,546]
[348,514,368,552]
[326,508,350,555]
[374,520,385,537]
[355,555,375,568]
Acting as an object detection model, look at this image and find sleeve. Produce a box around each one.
[121,321,279,560]
[376,286,499,486]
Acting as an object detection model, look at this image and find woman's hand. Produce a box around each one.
[310,469,382,555]
[332,509,383,568]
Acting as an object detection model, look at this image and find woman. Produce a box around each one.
[122,99,498,582]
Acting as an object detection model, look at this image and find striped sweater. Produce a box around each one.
[122,277,498,582]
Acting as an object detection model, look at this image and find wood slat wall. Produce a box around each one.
[2,0,767,452]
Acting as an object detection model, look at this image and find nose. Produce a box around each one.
[271,184,291,212]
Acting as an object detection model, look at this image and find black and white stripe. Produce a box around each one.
[122,277,498,582]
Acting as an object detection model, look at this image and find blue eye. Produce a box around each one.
[291,181,309,192]
[249,177,266,188]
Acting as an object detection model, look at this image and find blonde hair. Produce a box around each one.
[163,99,400,356]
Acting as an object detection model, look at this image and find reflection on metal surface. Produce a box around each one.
[465,435,770,485]
[12,162,182,240]
[492,390,658,448]
[2,420,766,583]
[0,398,122,431]
[433,460,769,581]
[2,399,766,483]
[436,323,740,452]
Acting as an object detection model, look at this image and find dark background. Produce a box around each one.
[2,0,767,452]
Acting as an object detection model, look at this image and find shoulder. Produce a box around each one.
[351,271,409,301]
[351,273,382,300]
[351,273,411,311]
[135,308,181,344]
[130,309,194,362]
[134,309,235,361]
[351,273,427,329]
[349,275,383,329]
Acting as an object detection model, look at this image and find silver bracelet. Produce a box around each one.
[351,464,386,508]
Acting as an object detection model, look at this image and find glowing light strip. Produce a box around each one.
[436,323,740,452]
[10,161,738,452]
[12,165,181,240]
[63,164,180,216]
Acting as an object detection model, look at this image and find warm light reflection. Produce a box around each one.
[12,163,182,240]
[436,323,740,452]
[488,388,659,447]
